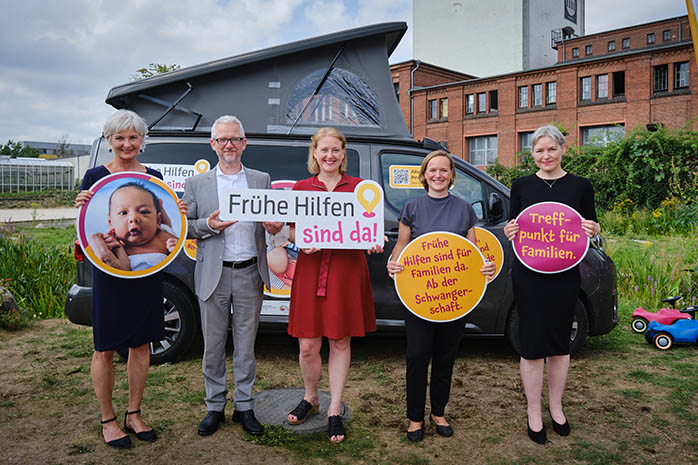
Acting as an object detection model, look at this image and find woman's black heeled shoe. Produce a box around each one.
[124,409,157,442]
[549,409,570,436]
[101,417,131,449]
[429,414,454,437]
[406,421,424,443]
[527,420,546,445]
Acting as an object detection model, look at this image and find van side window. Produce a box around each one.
[380,152,485,220]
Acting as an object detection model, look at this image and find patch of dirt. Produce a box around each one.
[1,319,697,465]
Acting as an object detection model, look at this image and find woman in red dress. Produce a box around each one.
[286,127,382,443]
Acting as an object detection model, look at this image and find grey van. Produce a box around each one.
[64,22,618,363]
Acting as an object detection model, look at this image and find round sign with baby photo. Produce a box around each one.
[394,232,488,322]
[512,201,589,274]
[76,172,187,278]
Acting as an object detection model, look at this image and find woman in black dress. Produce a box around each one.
[503,125,600,445]
[75,110,186,449]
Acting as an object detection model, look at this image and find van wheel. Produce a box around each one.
[116,280,200,365]
[506,299,588,355]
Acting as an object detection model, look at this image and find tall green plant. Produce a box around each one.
[488,126,698,211]
[0,229,74,319]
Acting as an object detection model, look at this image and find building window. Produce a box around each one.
[585,45,592,55]
[468,135,498,166]
[580,76,592,101]
[393,82,399,102]
[572,47,579,58]
[518,86,529,108]
[608,40,615,51]
[519,132,533,153]
[647,33,656,44]
[596,74,609,99]
[546,82,557,104]
[428,98,448,120]
[653,64,668,92]
[675,61,689,89]
[428,99,438,120]
[439,98,448,119]
[477,92,486,113]
[465,94,474,114]
[613,71,625,97]
[622,37,630,49]
[532,84,542,106]
[581,125,625,146]
[489,90,498,112]
[663,30,671,42]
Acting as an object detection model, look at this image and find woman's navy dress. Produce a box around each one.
[509,173,597,359]
[80,166,165,351]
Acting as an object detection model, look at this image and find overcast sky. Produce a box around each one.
[0,0,688,147]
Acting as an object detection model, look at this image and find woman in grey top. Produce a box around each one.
[387,150,495,442]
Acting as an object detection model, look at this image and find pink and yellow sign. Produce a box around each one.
[512,201,588,274]
[474,227,504,281]
[394,232,488,322]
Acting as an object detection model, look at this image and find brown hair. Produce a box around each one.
[418,150,456,191]
[307,127,348,174]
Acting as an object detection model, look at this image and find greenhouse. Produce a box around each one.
[0,156,74,192]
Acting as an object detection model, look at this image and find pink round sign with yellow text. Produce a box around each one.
[512,201,589,274]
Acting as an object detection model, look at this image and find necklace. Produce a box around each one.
[540,177,560,188]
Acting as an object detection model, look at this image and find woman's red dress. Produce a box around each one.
[287,174,377,339]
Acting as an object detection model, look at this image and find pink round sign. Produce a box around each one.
[512,201,589,274]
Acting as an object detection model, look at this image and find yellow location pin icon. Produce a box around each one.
[356,181,381,218]
[195,159,211,174]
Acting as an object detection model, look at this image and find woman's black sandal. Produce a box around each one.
[328,415,346,443]
[287,399,319,425]
[101,416,131,449]
[124,409,157,442]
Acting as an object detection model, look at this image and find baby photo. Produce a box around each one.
[79,174,184,276]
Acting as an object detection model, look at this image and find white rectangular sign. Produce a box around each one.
[218,180,384,249]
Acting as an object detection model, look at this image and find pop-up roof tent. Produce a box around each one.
[106,22,411,140]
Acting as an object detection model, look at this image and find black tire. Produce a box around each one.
[653,332,673,350]
[506,299,589,355]
[116,280,200,365]
[631,318,648,333]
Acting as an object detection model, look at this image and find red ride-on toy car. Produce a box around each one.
[631,296,692,333]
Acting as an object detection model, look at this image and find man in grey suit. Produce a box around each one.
[183,115,281,436]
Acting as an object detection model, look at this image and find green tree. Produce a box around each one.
[0,140,40,158]
[131,63,181,80]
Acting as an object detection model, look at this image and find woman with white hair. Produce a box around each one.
[503,125,600,445]
[75,109,185,449]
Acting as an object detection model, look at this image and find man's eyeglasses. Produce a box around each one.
[214,137,244,146]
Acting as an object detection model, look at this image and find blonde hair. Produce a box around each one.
[307,127,348,174]
[418,150,456,191]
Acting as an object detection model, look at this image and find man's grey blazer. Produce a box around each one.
[182,167,271,301]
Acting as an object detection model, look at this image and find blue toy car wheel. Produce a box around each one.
[653,332,673,350]
[631,318,648,333]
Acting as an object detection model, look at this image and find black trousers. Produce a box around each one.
[404,310,463,422]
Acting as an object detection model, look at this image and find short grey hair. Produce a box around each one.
[211,115,245,139]
[103,110,148,139]
[531,125,565,150]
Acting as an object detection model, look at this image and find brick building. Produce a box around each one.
[391,15,697,168]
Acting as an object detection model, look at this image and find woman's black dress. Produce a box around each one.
[509,173,597,359]
[81,166,165,351]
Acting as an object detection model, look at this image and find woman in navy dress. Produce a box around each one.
[503,125,600,444]
[75,110,186,449]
